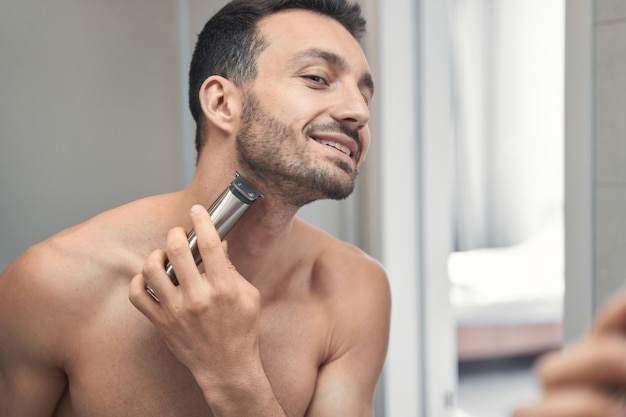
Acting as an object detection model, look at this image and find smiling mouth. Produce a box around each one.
[314,139,353,158]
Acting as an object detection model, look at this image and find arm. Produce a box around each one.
[305,259,390,417]
[0,246,69,417]
[513,288,626,417]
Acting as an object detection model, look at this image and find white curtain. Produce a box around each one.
[450,0,565,251]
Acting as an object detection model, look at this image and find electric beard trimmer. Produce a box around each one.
[146,171,263,302]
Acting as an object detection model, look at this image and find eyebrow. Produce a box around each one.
[290,48,375,98]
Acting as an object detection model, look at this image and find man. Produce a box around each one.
[0,1,391,416]
[513,288,626,417]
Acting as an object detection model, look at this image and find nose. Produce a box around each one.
[331,84,371,129]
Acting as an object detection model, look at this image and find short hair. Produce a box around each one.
[188,0,367,154]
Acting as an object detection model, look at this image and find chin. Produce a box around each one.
[313,173,357,201]
[285,172,356,206]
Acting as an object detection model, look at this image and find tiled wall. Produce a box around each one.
[594,0,626,305]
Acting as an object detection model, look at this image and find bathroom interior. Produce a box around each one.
[1,1,625,416]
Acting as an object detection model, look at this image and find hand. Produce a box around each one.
[513,289,626,417]
[129,204,263,390]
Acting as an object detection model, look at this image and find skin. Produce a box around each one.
[512,288,626,417]
[0,9,390,417]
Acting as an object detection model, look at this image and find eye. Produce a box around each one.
[303,74,328,85]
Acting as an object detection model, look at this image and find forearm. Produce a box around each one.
[195,361,287,417]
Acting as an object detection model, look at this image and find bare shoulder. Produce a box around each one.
[0,194,171,357]
[0,196,172,414]
[0,227,129,358]
[293,219,391,343]
[294,218,389,295]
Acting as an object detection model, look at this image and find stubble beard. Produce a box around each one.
[236,93,359,208]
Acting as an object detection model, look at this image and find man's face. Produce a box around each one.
[236,9,373,207]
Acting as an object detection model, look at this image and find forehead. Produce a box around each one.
[255,9,371,77]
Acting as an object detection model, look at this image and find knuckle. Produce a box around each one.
[196,231,221,253]
[128,283,142,304]
[187,298,209,316]
[210,283,235,303]
[247,285,261,306]
[142,251,165,277]
[166,227,190,258]
[240,284,261,315]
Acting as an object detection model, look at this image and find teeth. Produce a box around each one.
[316,139,351,156]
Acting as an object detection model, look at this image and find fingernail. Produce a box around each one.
[190,204,204,214]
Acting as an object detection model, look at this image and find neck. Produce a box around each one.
[181,154,303,288]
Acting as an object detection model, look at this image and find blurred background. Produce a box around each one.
[1,1,624,416]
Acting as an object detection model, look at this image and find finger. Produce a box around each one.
[189,204,231,283]
[593,286,626,336]
[512,387,626,417]
[164,225,202,288]
[140,249,177,304]
[129,270,162,319]
[538,337,626,389]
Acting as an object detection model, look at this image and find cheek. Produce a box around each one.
[255,83,295,113]
[267,87,325,121]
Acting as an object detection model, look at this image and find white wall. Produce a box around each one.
[593,0,626,308]
[0,1,191,270]
[563,0,595,341]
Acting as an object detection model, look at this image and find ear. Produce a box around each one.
[198,75,242,136]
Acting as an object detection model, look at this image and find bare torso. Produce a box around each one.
[0,192,387,417]
[53,276,325,417]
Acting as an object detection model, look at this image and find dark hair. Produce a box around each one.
[188,0,367,154]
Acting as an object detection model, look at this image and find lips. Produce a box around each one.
[314,138,352,157]
[310,130,359,160]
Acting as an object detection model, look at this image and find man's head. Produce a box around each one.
[188,0,367,155]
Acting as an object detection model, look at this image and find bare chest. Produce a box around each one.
[57,295,327,417]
